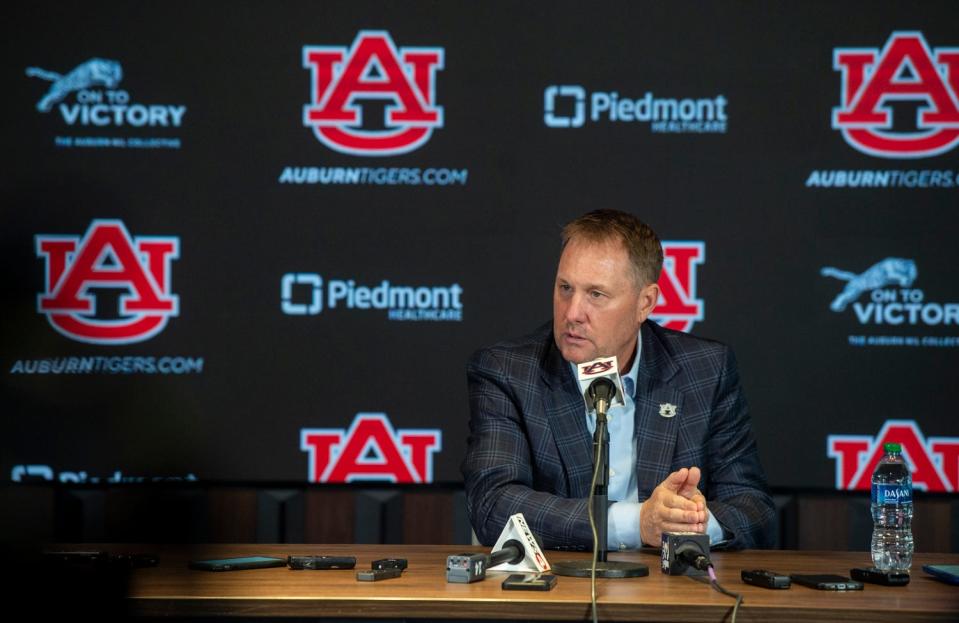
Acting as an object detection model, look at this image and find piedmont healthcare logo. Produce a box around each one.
[11,464,197,484]
[827,420,959,492]
[649,242,705,332]
[544,85,727,133]
[301,413,441,483]
[820,257,959,347]
[280,31,467,186]
[25,57,187,149]
[281,273,463,321]
[807,32,959,188]
[9,220,202,375]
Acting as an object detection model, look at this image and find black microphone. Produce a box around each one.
[661,532,711,575]
[678,544,711,572]
[446,539,525,583]
[487,539,525,568]
[585,377,617,420]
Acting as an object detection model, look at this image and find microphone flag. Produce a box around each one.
[575,356,626,412]
[489,513,551,573]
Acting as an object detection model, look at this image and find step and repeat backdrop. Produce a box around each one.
[2,1,958,494]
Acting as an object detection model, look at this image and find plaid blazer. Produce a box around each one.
[462,320,776,550]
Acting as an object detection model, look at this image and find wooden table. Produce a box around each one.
[84,544,959,621]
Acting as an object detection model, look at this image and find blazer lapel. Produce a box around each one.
[541,339,595,498]
[634,322,684,497]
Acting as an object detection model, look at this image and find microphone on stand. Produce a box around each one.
[552,357,648,579]
[574,356,626,415]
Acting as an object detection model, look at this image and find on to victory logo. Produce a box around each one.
[832,31,959,158]
[303,31,444,156]
[300,413,441,483]
[820,257,959,329]
[828,420,959,492]
[36,220,179,344]
[25,58,187,129]
[650,241,705,332]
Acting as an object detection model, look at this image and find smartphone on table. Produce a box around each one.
[189,556,286,571]
[789,574,863,590]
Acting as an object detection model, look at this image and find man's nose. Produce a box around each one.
[565,292,587,324]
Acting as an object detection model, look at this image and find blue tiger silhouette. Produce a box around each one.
[25,58,123,112]
[820,258,917,312]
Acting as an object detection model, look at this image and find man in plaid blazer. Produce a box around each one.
[462,210,775,550]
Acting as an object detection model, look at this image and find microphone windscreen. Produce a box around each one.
[587,377,617,406]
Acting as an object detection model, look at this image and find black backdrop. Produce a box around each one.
[3,1,958,494]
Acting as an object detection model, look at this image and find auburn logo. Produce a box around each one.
[301,413,442,483]
[302,31,444,156]
[832,31,959,158]
[828,419,959,492]
[651,242,705,333]
[581,361,614,375]
[36,220,179,344]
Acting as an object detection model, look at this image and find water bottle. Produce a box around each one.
[870,442,914,571]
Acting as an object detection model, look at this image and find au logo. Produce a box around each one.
[581,361,614,375]
[828,419,959,492]
[36,220,179,344]
[302,31,444,156]
[832,31,959,158]
[659,403,677,418]
[301,413,442,483]
[650,241,705,333]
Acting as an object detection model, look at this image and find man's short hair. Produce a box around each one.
[561,209,664,286]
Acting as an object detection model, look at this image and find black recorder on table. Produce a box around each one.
[850,567,910,586]
[742,569,791,589]
[790,574,863,590]
[288,555,356,570]
[356,558,408,582]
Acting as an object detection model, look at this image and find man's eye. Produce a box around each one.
[590,290,604,298]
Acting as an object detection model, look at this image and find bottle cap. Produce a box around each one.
[883,442,902,453]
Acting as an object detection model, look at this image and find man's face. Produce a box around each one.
[552,237,659,369]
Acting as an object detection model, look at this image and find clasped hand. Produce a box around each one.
[639,466,707,546]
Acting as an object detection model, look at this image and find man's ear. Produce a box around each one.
[637,282,660,323]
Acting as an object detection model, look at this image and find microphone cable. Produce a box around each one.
[586,416,604,623]
[678,542,743,623]
[688,556,743,623]
[707,564,743,623]
[585,376,615,623]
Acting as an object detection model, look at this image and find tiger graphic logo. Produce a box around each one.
[25,58,123,112]
[821,258,918,312]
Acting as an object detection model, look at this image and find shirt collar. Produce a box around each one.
[621,330,641,399]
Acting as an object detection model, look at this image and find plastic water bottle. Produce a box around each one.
[870,442,914,571]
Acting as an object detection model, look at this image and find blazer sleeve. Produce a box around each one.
[702,345,777,549]
[461,347,593,548]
